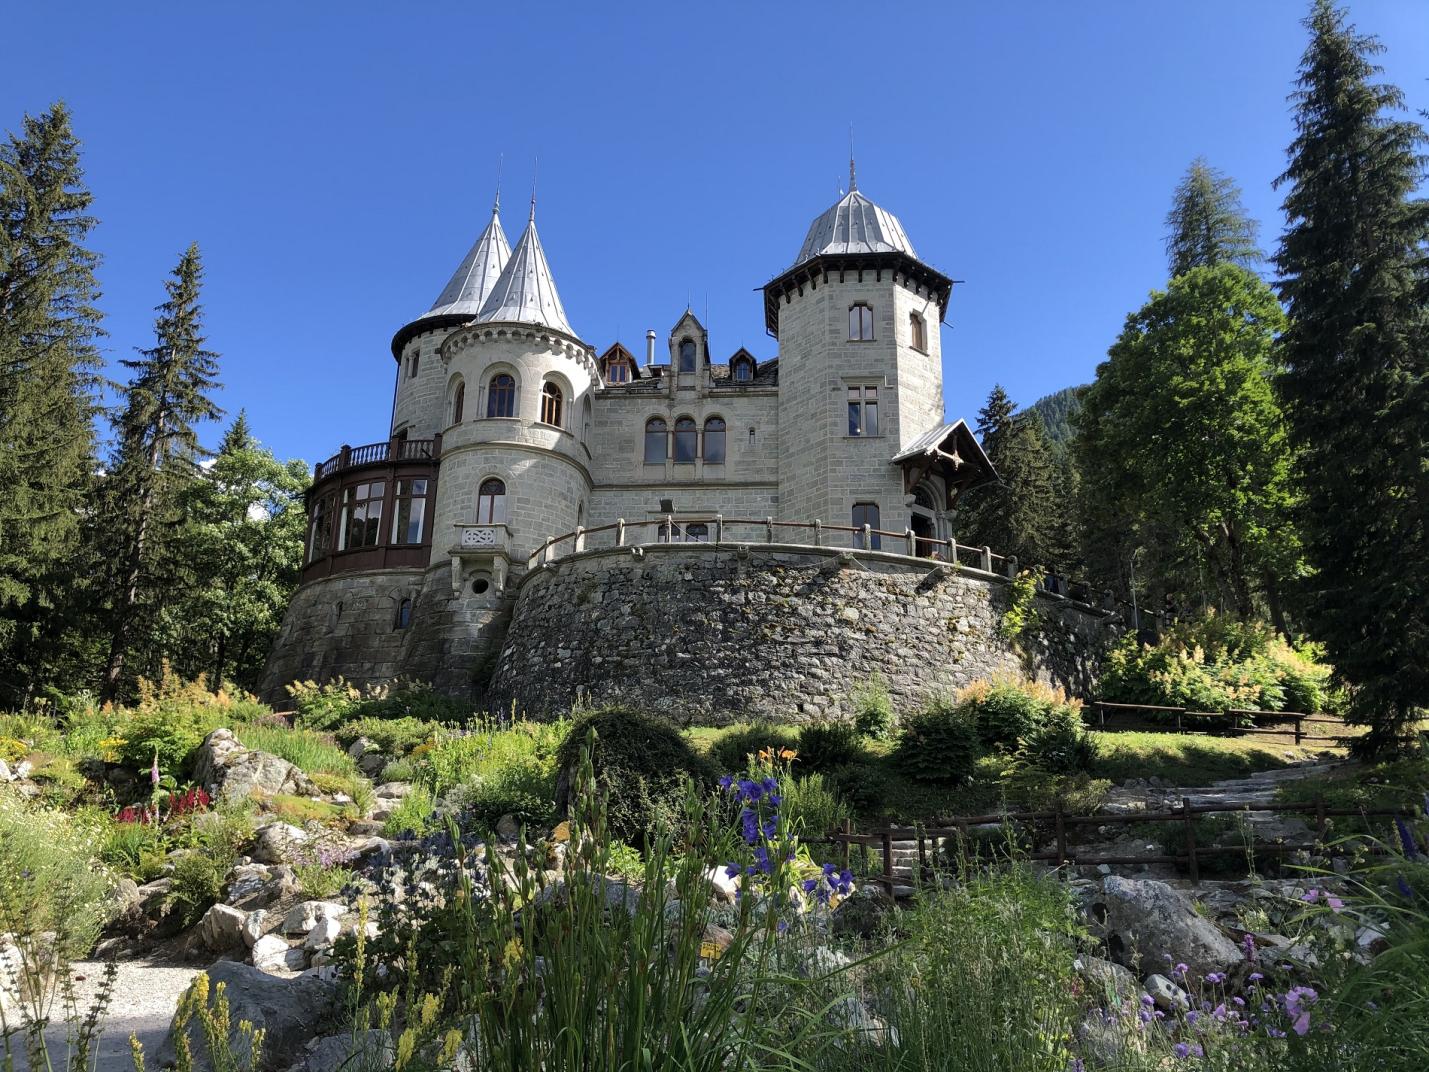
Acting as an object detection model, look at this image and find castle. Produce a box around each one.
[260,170,1095,716]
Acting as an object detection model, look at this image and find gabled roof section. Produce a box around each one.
[426,201,510,319]
[892,419,998,509]
[476,205,575,337]
[598,342,650,381]
[670,308,706,337]
[793,188,917,268]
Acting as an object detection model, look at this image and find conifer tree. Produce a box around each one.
[1164,158,1262,278]
[957,385,1062,570]
[0,102,103,704]
[101,244,222,696]
[1273,0,1429,751]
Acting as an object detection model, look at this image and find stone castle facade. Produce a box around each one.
[259,174,1114,714]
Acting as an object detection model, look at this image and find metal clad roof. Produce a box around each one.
[421,204,510,321]
[476,209,575,337]
[793,189,916,267]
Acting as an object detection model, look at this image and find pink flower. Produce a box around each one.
[150,749,161,786]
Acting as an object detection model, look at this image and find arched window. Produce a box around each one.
[541,382,563,427]
[395,598,412,630]
[684,522,709,543]
[581,395,592,442]
[910,312,927,352]
[678,339,697,373]
[673,416,697,463]
[644,418,667,464]
[849,303,874,341]
[476,478,507,525]
[732,356,754,383]
[852,502,881,550]
[451,381,465,424]
[487,373,516,418]
[703,416,726,464]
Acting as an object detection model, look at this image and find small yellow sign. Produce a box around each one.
[699,941,724,961]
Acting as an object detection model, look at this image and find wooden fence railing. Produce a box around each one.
[1087,702,1356,745]
[821,800,1414,892]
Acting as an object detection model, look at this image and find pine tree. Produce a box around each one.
[101,244,222,696]
[1273,0,1429,751]
[957,386,1062,570]
[1165,157,1262,278]
[0,102,103,705]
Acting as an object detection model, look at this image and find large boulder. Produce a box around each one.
[193,728,318,802]
[195,903,247,952]
[300,1031,393,1072]
[1090,876,1242,980]
[157,960,337,1071]
[250,823,310,865]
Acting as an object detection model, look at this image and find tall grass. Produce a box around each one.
[233,722,357,778]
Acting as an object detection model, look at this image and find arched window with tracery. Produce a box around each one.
[678,339,697,373]
[703,416,726,464]
[487,373,516,418]
[541,382,563,427]
[644,418,667,464]
[476,478,507,525]
[849,303,874,341]
[673,416,697,463]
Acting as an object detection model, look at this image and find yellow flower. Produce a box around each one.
[502,937,524,970]
[779,748,798,761]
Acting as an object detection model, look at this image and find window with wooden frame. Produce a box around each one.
[487,373,517,418]
[684,522,709,542]
[540,382,564,427]
[678,339,697,373]
[852,502,882,550]
[644,418,667,464]
[308,494,335,563]
[731,356,754,382]
[604,356,632,383]
[339,480,385,550]
[391,478,428,544]
[847,384,880,437]
[673,416,697,463]
[910,312,927,352]
[703,416,726,464]
[849,303,874,341]
[476,478,506,525]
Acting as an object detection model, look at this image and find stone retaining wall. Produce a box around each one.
[489,543,1121,723]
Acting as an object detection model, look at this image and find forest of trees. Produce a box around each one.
[954,0,1426,752]
[0,104,308,707]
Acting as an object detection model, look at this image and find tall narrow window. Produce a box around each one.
[703,416,726,464]
[582,396,592,442]
[392,478,428,544]
[308,494,334,563]
[849,303,874,341]
[396,598,412,630]
[644,418,667,464]
[340,480,386,550]
[487,373,516,417]
[852,502,881,550]
[678,339,697,372]
[451,382,465,424]
[476,478,507,525]
[541,382,563,427]
[408,349,420,378]
[910,312,927,352]
[731,356,754,383]
[673,416,697,463]
[847,385,880,436]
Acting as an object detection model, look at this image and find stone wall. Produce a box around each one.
[489,543,1120,723]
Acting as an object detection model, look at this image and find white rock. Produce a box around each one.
[250,823,309,865]
[251,933,306,974]
[304,916,342,951]
[1143,973,1190,1011]
[196,903,247,952]
[283,900,348,935]
[374,782,412,800]
[241,909,268,948]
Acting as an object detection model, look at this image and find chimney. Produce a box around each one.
[645,329,657,366]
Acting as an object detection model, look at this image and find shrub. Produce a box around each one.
[708,725,800,773]
[447,757,555,832]
[0,735,28,764]
[955,678,1052,750]
[851,673,896,739]
[796,722,868,774]
[286,678,362,729]
[333,715,440,756]
[382,785,436,837]
[781,773,851,838]
[893,699,981,785]
[166,852,230,927]
[826,761,893,815]
[998,569,1042,641]
[555,708,717,845]
[1013,705,1097,774]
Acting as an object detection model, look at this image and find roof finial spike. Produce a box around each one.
[529,154,538,223]
[494,154,503,215]
[848,123,857,192]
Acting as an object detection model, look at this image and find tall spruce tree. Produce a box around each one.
[957,385,1062,569]
[1165,157,1262,277]
[1273,0,1429,751]
[102,243,222,696]
[0,102,103,705]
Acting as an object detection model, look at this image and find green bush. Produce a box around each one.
[416,720,565,798]
[826,761,893,815]
[234,723,358,777]
[708,724,799,773]
[286,678,362,729]
[796,722,868,774]
[893,700,981,786]
[555,708,717,845]
[781,773,851,838]
[851,673,896,739]
[382,785,436,838]
[167,852,230,927]
[333,715,440,757]
[955,680,1052,750]
[448,757,556,831]
[1014,706,1097,774]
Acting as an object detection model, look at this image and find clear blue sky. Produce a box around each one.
[4,1,1427,466]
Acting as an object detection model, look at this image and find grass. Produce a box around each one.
[1091,730,1331,785]
[234,722,359,779]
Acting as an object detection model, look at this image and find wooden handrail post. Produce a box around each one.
[765,516,774,543]
[813,519,822,546]
[1315,798,1327,844]
[905,528,916,556]
[615,518,626,546]
[714,514,723,544]
[882,826,894,893]
[1183,797,1199,883]
[980,545,993,572]
[1294,716,1303,746]
[841,818,851,874]
[917,829,927,885]
[1055,805,1068,870]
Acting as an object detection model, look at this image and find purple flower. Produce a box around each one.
[718,774,734,790]
[1140,994,1155,1007]
[1186,1010,1199,1025]
[1242,933,1258,963]
[724,862,742,880]
[1326,894,1344,913]
[1173,1043,1190,1059]
[1174,962,1189,977]
[1249,972,1264,983]
[1205,972,1225,984]
[801,878,817,893]
[1302,888,1319,903]
[1394,818,1419,858]
[740,808,759,844]
[1396,874,1415,899]
[1284,986,1318,1037]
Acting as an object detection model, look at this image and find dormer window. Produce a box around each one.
[605,358,632,384]
[910,312,927,352]
[678,339,697,373]
[849,303,874,341]
[732,356,754,383]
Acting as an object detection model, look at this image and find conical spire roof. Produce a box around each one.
[476,202,574,336]
[421,200,511,320]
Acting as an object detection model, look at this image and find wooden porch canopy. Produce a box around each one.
[891,419,997,510]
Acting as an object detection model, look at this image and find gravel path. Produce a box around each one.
[11,958,203,1072]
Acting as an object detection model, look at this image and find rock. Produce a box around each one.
[304,916,342,952]
[1356,925,1390,956]
[226,864,299,910]
[532,873,642,916]
[108,877,142,915]
[192,728,319,802]
[495,814,521,841]
[250,823,310,865]
[158,960,337,1071]
[1090,876,1241,979]
[799,946,852,977]
[1075,955,1139,1002]
[196,903,248,952]
[1143,972,1191,1011]
[251,933,306,974]
[283,901,348,936]
[827,995,895,1047]
[830,887,897,940]
[374,781,412,800]
[704,866,739,904]
[241,909,269,948]
[301,1031,393,1072]
[136,878,173,917]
